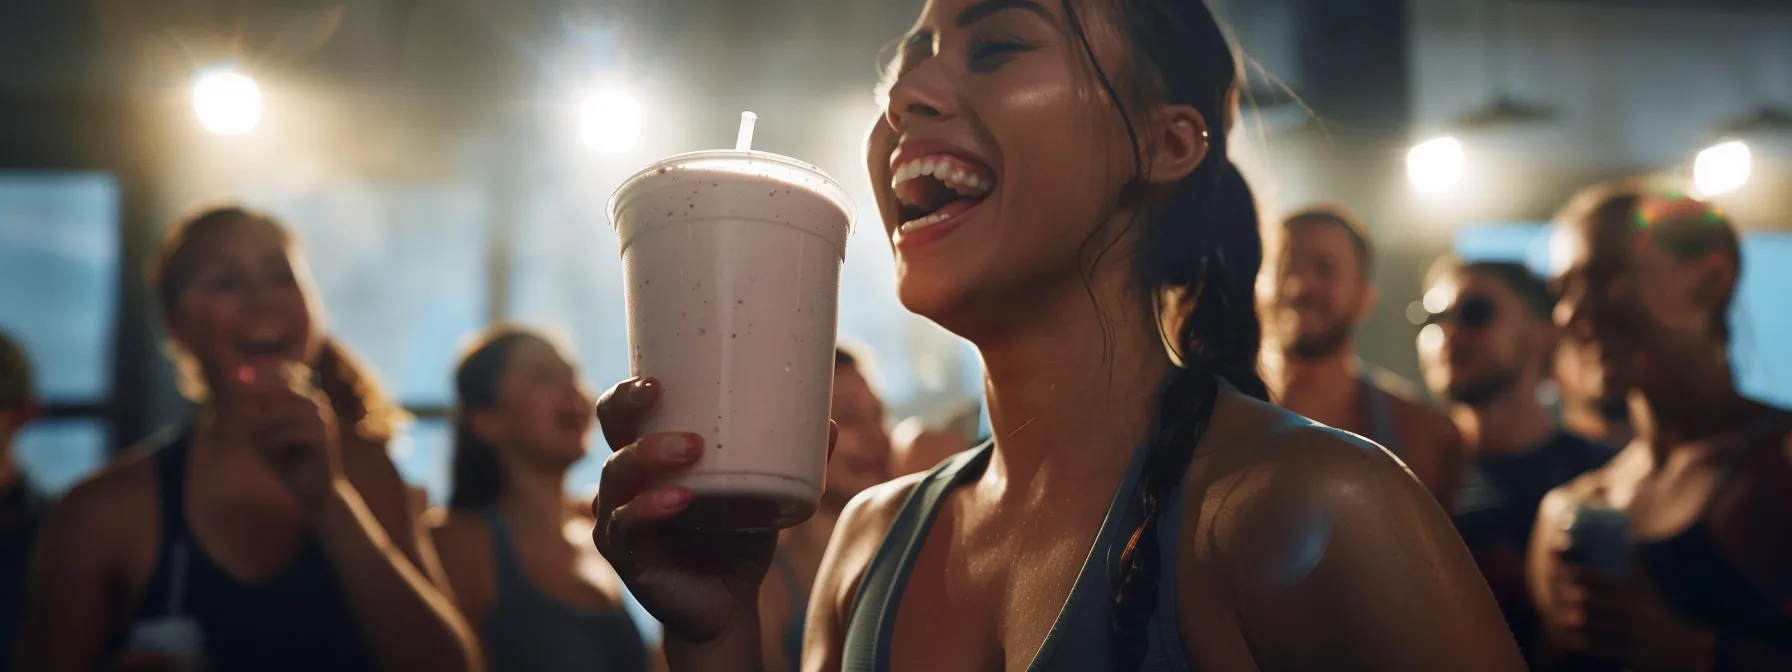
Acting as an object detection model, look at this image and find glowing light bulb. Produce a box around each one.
[1692,140,1751,197]
[1407,136,1465,195]
[579,89,645,154]
[192,69,262,135]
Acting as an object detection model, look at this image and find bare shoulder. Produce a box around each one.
[811,470,930,621]
[431,510,493,557]
[825,471,930,574]
[430,509,496,614]
[57,443,162,526]
[1184,392,1443,566]
[39,441,165,573]
[1182,393,1523,670]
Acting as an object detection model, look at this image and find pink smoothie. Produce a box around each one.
[610,150,854,531]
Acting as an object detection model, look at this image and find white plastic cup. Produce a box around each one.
[610,149,854,531]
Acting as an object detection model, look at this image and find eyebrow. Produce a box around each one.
[957,0,1050,27]
[904,0,1051,51]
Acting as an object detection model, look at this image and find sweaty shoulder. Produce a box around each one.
[820,472,930,601]
[1180,393,1522,670]
[802,470,931,672]
[38,442,166,584]
[57,443,163,535]
[430,511,496,619]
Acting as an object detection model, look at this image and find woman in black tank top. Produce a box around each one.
[431,326,649,672]
[15,207,478,671]
[587,1,1521,670]
[1531,189,1792,671]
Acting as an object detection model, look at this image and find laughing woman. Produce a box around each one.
[589,1,1523,670]
[431,326,649,672]
[17,207,477,671]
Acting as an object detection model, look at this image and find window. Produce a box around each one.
[0,171,120,493]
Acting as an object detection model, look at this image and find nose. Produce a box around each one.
[883,59,956,131]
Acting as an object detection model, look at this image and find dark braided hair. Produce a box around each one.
[1054,1,1267,667]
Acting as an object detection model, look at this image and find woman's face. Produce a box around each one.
[166,219,322,384]
[484,337,595,469]
[868,0,1141,330]
[1550,212,1726,402]
[826,365,892,502]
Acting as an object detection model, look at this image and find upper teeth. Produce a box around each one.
[892,156,993,197]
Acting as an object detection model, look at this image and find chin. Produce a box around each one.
[896,268,982,331]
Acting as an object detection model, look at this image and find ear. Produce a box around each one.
[1141,104,1209,186]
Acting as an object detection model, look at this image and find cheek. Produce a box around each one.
[980,80,1130,259]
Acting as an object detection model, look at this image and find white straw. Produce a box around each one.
[735,111,758,151]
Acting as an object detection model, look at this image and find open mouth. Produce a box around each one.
[237,327,299,361]
[891,154,997,236]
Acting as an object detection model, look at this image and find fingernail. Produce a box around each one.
[658,434,695,460]
[654,488,689,509]
[628,378,657,403]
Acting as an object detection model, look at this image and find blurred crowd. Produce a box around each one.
[0,179,1784,671]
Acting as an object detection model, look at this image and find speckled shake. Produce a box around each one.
[610,149,854,531]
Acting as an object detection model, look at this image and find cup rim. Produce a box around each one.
[607,149,856,231]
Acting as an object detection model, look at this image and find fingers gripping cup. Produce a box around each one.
[610,118,853,532]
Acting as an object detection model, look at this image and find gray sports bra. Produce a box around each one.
[841,436,1194,671]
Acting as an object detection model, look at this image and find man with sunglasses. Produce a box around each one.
[0,329,47,667]
[1415,258,1614,668]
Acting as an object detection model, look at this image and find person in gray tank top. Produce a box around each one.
[585,1,1523,670]
[432,327,648,672]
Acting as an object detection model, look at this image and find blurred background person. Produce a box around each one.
[888,398,978,478]
[1555,336,1635,449]
[1261,204,1466,507]
[758,346,891,672]
[0,330,46,668]
[1530,189,1792,671]
[431,325,648,672]
[1417,257,1616,667]
[16,207,477,671]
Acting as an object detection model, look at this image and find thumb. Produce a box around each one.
[826,420,839,462]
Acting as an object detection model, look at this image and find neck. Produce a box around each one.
[975,271,1167,485]
[1562,400,1626,445]
[1452,382,1556,456]
[497,459,571,529]
[1628,362,1765,458]
[1262,344,1359,403]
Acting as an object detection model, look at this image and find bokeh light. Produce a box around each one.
[1407,136,1465,194]
[1692,140,1751,197]
[579,89,645,154]
[191,68,262,135]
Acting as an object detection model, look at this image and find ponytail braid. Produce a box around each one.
[1054,1,1264,665]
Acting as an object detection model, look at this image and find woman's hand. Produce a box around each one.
[228,362,347,512]
[589,378,833,644]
